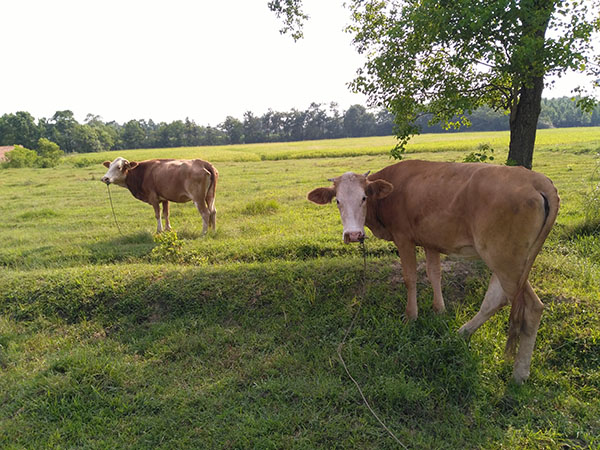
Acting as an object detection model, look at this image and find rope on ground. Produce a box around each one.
[337,240,408,449]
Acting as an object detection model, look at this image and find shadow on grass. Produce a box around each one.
[7,257,594,447]
[87,231,155,263]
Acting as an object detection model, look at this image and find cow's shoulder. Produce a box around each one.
[125,161,154,201]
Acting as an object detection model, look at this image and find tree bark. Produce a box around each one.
[507,76,544,169]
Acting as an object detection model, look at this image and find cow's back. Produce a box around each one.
[368,160,557,256]
[126,159,214,204]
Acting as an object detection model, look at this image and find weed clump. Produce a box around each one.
[463,143,495,163]
[241,199,280,215]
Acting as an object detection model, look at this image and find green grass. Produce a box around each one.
[61,127,600,166]
[1,128,600,448]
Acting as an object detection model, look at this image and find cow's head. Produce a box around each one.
[101,157,138,186]
[308,171,393,243]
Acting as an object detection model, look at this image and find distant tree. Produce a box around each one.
[121,120,146,149]
[243,111,265,143]
[343,104,375,137]
[158,120,186,147]
[374,109,395,136]
[203,126,227,146]
[72,124,103,153]
[43,110,78,153]
[304,103,328,140]
[220,116,244,144]
[85,114,117,150]
[0,111,41,149]
[261,110,287,142]
[36,138,64,167]
[103,121,123,149]
[285,109,306,141]
[324,102,344,139]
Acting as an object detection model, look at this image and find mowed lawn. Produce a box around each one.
[1,128,599,448]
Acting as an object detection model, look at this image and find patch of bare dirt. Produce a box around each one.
[0,146,14,161]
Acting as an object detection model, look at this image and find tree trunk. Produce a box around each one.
[507,75,544,169]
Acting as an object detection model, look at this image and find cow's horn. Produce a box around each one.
[327,178,335,182]
[363,171,371,178]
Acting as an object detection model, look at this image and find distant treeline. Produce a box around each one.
[1,97,599,153]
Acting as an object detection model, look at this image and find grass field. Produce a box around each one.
[1,128,599,448]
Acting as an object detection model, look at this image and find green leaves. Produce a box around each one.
[267,0,308,41]
[345,0,600,156]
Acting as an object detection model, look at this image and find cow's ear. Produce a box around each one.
[127,161,139,170]
[103,161,111,168]
[307,187,336,205]
[366,179,394,199]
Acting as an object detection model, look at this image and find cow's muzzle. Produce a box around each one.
[344,231,365,244]
[101,177,111,185]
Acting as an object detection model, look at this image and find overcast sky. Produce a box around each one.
[1,0,597,126]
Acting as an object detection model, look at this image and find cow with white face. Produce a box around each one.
[102,157,218,234]
[101,157,136,187]
[308,160,559,384]
[309,171,394,244]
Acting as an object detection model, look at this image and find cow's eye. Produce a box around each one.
[362,196,366,203]
[336,199,340,205]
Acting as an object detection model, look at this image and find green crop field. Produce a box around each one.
[1,128,599,448]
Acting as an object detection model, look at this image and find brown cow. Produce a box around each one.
[102,157,218,234]
[308,160,559,383]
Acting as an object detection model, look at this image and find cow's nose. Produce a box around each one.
[344,231,365,244]
[101,177,110,184]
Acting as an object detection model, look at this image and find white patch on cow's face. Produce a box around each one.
[335,172,368,244]
[101,157,129,187]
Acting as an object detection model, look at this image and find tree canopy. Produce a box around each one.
[271,0,600,167]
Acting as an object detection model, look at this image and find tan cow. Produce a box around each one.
[308,160,559,383]
[102,157,218,234]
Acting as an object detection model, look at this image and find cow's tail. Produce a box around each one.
[204,163,218,212]
[505,182,559,359]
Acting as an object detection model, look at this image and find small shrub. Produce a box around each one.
[1,139,64,169]
[241,199,280,215]
[150,231,183,262]
[36,138,64,168]
[3,145,39,168]
[463,143,494,163]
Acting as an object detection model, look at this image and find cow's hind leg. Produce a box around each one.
[458,273,508,338]
[207,198,216,231]
[512,282,544,384]
[162,201,171,231]
[194,201,210,235]
[425,248,445,313]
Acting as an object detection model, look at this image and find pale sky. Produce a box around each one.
[1,0,597,126]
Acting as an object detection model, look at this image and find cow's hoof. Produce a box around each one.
[433,305,446,314]
[404,311,418,322]
[512,373,528,385]
[457,325,473,339]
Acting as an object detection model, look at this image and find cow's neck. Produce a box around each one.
[365,200,393,241]
[125,166,148,203]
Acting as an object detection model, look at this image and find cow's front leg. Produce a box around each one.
[425,248,445,313]
[162,201,171,231]
[152,202,163,233]
[395,239,418,320]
